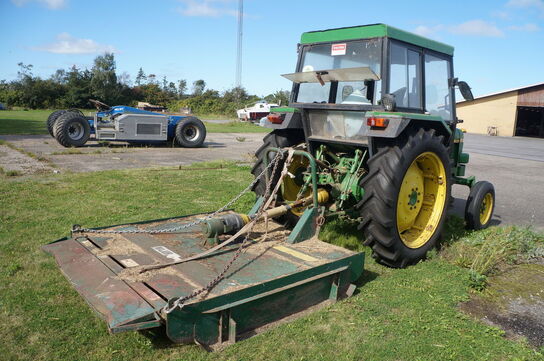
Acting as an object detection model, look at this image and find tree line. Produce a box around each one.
[0,53,290,116]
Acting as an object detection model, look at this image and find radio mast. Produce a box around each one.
[235,0,243,88]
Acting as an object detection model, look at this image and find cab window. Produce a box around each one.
[424,54,453,120]
[389,42,422,109]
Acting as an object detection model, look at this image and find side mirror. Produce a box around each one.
[449,78,474,101]
[458,81,474,101]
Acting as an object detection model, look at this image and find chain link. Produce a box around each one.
[162,149,288,314]
[72,151,284,235]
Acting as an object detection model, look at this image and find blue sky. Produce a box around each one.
[1,0,543,97]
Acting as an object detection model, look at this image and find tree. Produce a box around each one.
[167,82,177,96]
[135,67,146,86]
[192,79,206,96]
[178,79,187,96]
[17,62,33,79]
[51,69,66,84]
[62,65,92,108]
[90,52,118,104]
[265,90,290,106]
[223,86,249,103]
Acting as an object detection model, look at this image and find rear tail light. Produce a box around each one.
[267,114,284,124]
[367,117,389,128]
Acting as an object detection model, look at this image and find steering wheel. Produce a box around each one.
[89,99,111,111]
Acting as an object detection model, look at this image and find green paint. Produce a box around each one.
[366,111,442,121]
[287,207,318,244]
[408,190,418,207]
[301,24,454,56]
[271,107,299,113]
[366,111,452,134]
[454,175,476,187]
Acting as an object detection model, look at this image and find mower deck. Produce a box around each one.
[44,212,364,346]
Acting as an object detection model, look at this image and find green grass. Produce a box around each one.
[197,113,237,121]
[203,120,270,133]
[0,110,269,135]
[0,109,94,135]
[0,162,541,360]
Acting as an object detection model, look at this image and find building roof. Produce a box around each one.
[458,82,544,104]
[300,24,454,56]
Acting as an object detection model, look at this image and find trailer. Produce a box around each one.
[47,100,206,148]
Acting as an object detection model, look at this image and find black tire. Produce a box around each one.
[47,110,67,137]
[53,112,91,147]
[251,129,305,196]
[465,181,495,230]
[251,129,305,225]
[357,129,452,268]
[174,117,206,147]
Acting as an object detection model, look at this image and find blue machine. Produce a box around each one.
[48,100,207,148]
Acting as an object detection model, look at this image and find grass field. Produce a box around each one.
[0,162,542,361]
[0,110,269,135]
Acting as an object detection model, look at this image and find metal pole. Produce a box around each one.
[235,0,243,88]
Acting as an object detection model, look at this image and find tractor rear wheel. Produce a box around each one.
[175,117,206,147]
[251,129,306,224]
[53,112,91,147]
[47,110,67,137]
[357,129,451,268]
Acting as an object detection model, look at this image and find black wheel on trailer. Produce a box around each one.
[465,181,495,230]
[47,110,67,137]
[174,117,206,147]
[67,108,84,116]
[53,112,91,147]
[357,129,452,268]
[251,129,306,225]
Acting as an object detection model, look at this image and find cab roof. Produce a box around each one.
[300,23,454,56]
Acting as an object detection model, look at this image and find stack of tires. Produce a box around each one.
[47,109,91,147]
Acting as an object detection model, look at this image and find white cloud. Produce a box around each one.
[508,23,540,31]
[491,10,510,19]
[506,0,544,16]
[449,20,504,37]
[413,25,444,38]
[11,0,66,10]
[33,33,117,54]
[177,0,238,17]
[507,0,544,9]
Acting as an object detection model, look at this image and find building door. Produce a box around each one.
[515,106,544,138]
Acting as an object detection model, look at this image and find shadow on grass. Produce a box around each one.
[140,327,183,350]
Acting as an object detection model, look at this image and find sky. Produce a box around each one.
[1,0,543,98]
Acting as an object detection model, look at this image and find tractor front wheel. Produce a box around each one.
[175,117,206,147]
[358,129,451,268]
[465,181,495,230]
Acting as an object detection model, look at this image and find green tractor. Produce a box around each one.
[252,24,495,268]
[41,24,497,345]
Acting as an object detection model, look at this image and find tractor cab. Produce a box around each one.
[273,24,473,147]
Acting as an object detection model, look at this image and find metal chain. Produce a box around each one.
[72,151,284,235]
[163,149,288,314]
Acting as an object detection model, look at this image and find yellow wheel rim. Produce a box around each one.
[281,156,310,216]
[396,152,448,249]
[479,193,494,225]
